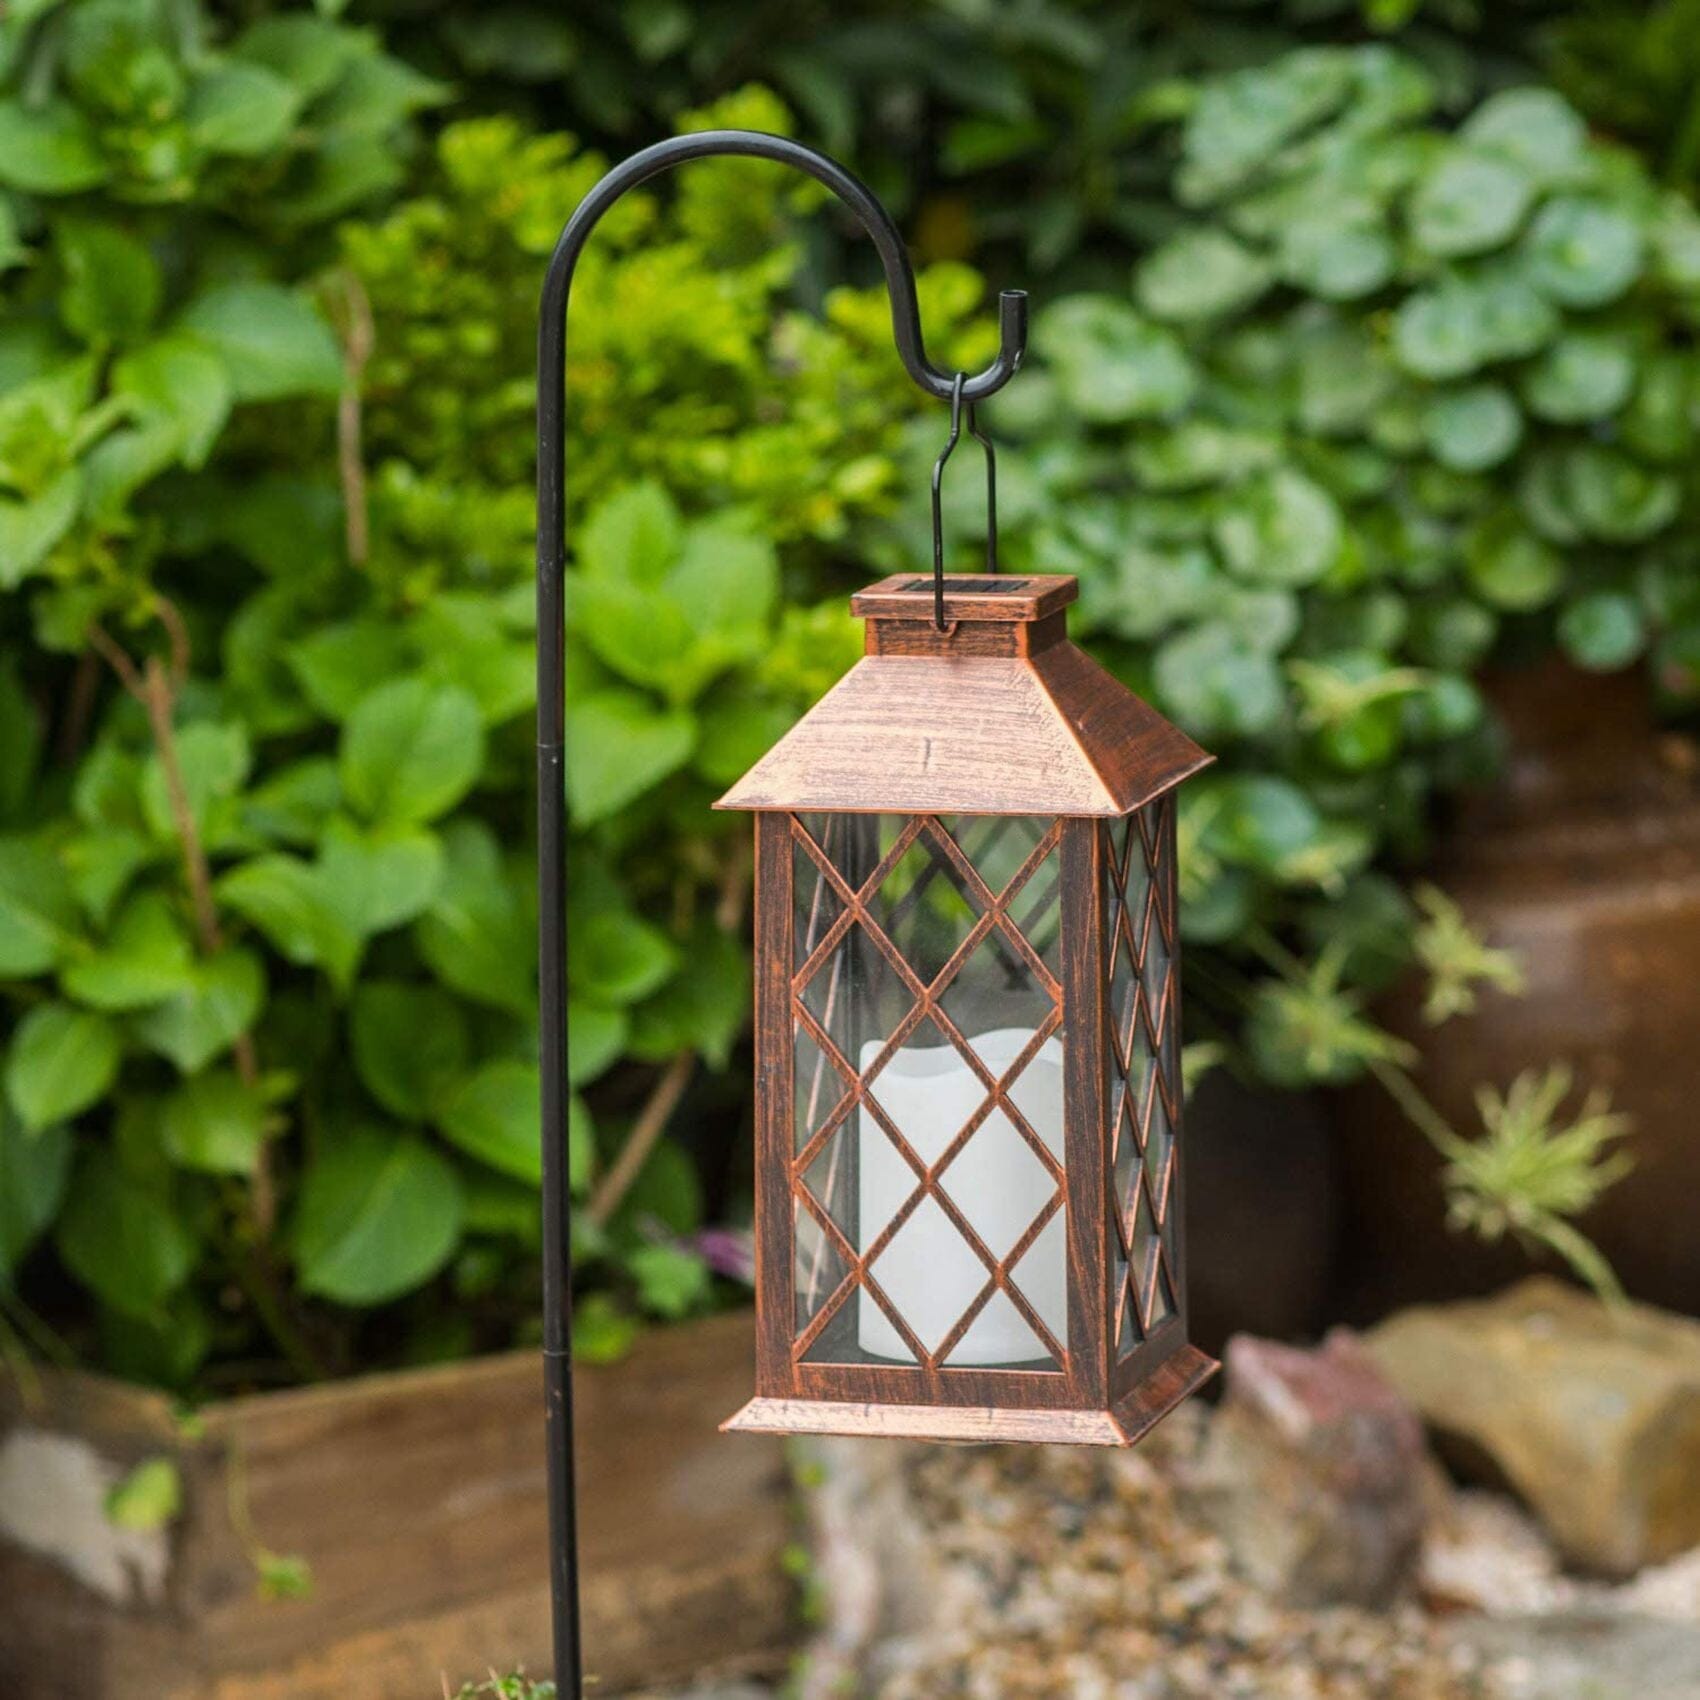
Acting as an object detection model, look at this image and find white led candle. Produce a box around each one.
[857,1026,1066,1364]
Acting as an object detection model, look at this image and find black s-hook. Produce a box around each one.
[536,130,1029,1699]
[930,373,1000,628]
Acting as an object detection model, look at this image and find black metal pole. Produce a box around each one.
[536,129,1028,1699]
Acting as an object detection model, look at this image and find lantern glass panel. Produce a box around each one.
[1102,797,1183,1361]
[790,812,1066,1371]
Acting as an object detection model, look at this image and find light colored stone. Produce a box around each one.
[1448,1612,1700,1700]
[1191,1329,1429,1607]
[1369,1278,1700,1577]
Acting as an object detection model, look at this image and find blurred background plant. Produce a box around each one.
[0,0,1686,1395]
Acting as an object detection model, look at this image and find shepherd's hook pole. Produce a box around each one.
[536,130,1027,1697]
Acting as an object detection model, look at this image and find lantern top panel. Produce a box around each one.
[716,573,1212,818]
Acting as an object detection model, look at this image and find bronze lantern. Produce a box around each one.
[717,572,1218,1446]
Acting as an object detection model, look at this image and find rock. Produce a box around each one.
[1190,1329,1429,1608]
[1368,1277,1700,1576]
[1446,1611,1700,1700]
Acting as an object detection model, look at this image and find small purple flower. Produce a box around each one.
[695,1227,756,1285]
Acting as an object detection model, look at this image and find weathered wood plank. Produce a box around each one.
[0,1312,792,1699]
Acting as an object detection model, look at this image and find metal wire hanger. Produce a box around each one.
[929,370,1000,629]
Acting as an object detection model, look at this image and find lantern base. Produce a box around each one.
[721,1344,1218,1448]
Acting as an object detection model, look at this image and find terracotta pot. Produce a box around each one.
[1337,658,1700,1319]
[0,1313,792,1700]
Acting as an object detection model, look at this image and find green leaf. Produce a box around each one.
[1410,149,1534,257]
[1278,213,1396,300]
[219,855,362,990]
[573,907,678,1008]
[437,1059,541,1184]
[1525,196,1645,308]
[161,1070,268,1176]
[1464,511,1563,611]
[178,284,343,403]
[140,722,250,844]
[106,1459,181,1533]
[54,218,162,346]
[1422,384,1523,473]
[0,470,80,588]
[579,481,681,587]
[1153,625,1285,740]
[340,678,484,826]
[6,1003,121,1132]
[629,925,749,1068]
[0,100,107,193]
[287,619,411,720]
[1207,775,1323,876]
[627,1243,710,1319]
[186,61,302,156]
[112,335,232,468]
[1559,593,1644,672]
[1136,228,1271,322]
[1460,88,1586,185]
[1565,446,1680,543]
[568,1002,627,1084]
[0,837,80,976]
[60,891,194,1010]
[133,947,265,1073]
[56,1151,196,1320]
[564,688,695,825]
[415,822,533,1015]
[1035,296,1196,422]
[0,1109,71,1282]
[1520,333,1635,423]
[1213,469,1342,587]
[317,817,443,933]
[293,1124,463,1306]
[350,981,468,1120]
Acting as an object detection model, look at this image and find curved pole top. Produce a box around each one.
[538,128,1028,405]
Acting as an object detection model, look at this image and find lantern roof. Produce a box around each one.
[716,573,1211,817]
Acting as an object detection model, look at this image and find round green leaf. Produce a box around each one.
[1136,228,1272,322]
[55,1152,195,1321]
[218,854,362,990]
[1410,150,1534,257]
[351,981,469,1120]
[1391,288,1482,382]
[6,1003,121,1132]
[1464,511,1563,611]
[318,818,444,933]
[414,822,533,1016]
[1279,215,1396,300]
[55,218,162,348]
[185,62,302,157]
[1214,469,1342,587]
[1525,196,1645,307]
[1422,383,1523,472]
[294,1125,463,1306]
[1207,775,1324,875]
[437,1059,541,1184]
[1152,625,1285,740]
[1520,333,1635,423]
[1035,296,1196,422]
[340,678,484,826]
[1459,89,1586,184]
[1559,593,1645,672]
[1565,446,1680,543]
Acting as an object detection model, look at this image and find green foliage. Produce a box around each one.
[862,47,1700,1113]
[0,51,974,1388]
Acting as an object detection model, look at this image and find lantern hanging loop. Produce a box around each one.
[929,372,1000,628]
[536,129,1030,1700]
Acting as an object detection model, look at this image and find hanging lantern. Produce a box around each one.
[718,571,1218,1446]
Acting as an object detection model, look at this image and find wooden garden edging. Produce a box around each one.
[0,1311,793,1698]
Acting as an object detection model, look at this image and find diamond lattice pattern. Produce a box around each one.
[788,814,1068,1371]
[1105,797,1181,1362]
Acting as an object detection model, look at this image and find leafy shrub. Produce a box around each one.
[0,63,983,1386]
